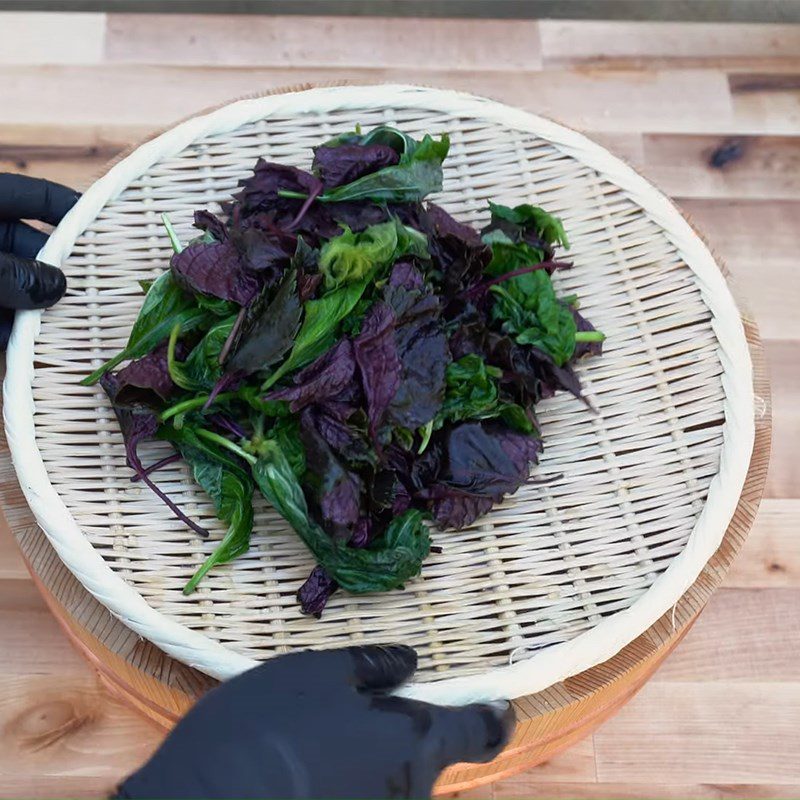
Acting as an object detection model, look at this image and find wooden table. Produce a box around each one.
[0,12,798,799]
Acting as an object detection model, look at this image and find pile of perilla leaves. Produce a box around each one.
[83,125,604,616]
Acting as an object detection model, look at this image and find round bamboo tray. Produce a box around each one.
[1,84,771,792]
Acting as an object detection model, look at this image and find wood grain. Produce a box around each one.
[594,682,800,783]
[0,123,149,150]
[650,588,800,682]
[763,340,799,499]
[679,200,800,341]
[0,143,118,193]
[639,134,800,200]
[725,499,800,587]
[0,13,794,800]
[539,21,800,71]
[105,14,542,71]
[0,675,157,800]
[0,12,105,65]
[0,580,87,676]
[491,782,800,799]
[728,72,800,136]
[0,519,26,580]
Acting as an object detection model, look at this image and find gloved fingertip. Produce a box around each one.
[46,263,67,302]
[0,253,67,310]
[24,260,67,308]
[435,701,515,767]
[349,644,418,692]
[482,702,515,752]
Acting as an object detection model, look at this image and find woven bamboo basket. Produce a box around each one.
[3,85,762,756]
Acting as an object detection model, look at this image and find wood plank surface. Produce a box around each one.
[762,340,799,499]
[725,499,800,587]
[105,14,543,71]
[0,675,157,800]
[728,72,800,136]
[649,588,800,682]
[0,12,106,65]
[0,579,88,676]
[491,783,800,799]
[538,20,800,71]
[0,12,797,800]
[637,133,800,200]
[679,199,800,341]
[594,682,800,783]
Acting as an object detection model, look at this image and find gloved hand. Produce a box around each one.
[0,173,79,348]
[117,645,513,800]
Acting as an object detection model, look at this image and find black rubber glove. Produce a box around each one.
[117,645,513,800]
[0,173,79,348]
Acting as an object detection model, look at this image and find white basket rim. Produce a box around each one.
[3,84,754,705]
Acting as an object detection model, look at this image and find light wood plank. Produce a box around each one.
[594,681,800,783]
[105,14,542,72]
[540,21,800,71]
[729,73,800,135]
[0,123,149,149]
[494,782,800,799]
[651,588,800,682]
[680,199,800,341]
[0,674,158,800]
[0,143,116,192]
[0,579,87,675]
[0,507,27,580]
[763,340,798,499]
[641,134,800,201]
[0,12,105,65]
[594,132,800,201]
[0,66,735,135]
[726,499,800,587]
